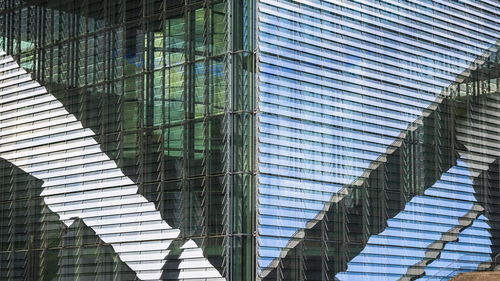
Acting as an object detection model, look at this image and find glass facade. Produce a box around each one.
[0,0,256,280]
[258,0,500,280]
[0,0,499,281]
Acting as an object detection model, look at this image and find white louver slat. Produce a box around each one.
[0,50,224,281]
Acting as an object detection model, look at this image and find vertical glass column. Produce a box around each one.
[226,0,257,280]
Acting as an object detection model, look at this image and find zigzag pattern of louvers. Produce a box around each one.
[0,50,224,281]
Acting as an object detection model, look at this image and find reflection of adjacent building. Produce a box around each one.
[0,157,139,280]
[260,39,500,281]
[256,0,500,280]
[2,0,500,281]
[0,0,248,280]
[0,50,225,280]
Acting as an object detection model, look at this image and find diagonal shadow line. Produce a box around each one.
[0,156,141,280]
[260,41,500,280]
[398,203,484,281]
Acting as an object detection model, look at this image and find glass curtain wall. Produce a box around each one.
[256,0,500,280]
[0,0,257,280]
[226,0,257,280]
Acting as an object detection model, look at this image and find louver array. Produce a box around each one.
[0,51,224,281]
[0,0,239,280]
[1,0,500,281]
[258,0,500,280]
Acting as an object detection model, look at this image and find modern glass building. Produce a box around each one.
[0,0,499,280]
